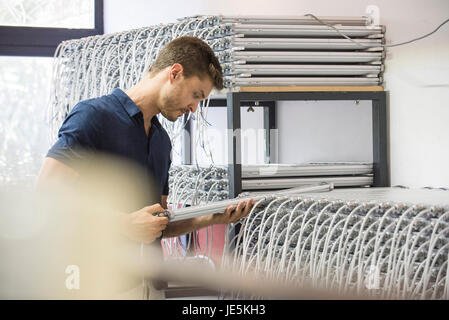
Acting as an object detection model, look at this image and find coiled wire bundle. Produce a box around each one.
[223,189,449,299]
[48,16,224,143]
[167,165,229,207]
[163,165,229,261]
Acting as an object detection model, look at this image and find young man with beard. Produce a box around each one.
[37,36,254,299]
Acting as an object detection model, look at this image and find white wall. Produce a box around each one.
[104,0,449,188]
[278,101,373,163]
[189,106,266,166]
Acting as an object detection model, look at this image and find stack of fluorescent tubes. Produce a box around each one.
[223,187,449,299]
[241,162,373,191]
[208,15,385,88]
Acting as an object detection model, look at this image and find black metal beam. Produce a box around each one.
[94,0,104,34]
[263,101,276,163]
[372,92,390,187]
[207,98,227,107]
[227,93,242,198]
[232,91,385,102]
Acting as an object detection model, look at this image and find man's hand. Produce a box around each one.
[118,204,169,244]
[211,199,254,225]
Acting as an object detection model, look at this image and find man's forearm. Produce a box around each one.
[36,157,79,189]
[163,215,215,238]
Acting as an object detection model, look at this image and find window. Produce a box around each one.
[0,56,53,183]
[0,0,103,56]
[0,1,103,183]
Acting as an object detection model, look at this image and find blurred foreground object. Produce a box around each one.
[0,153,370,299]
[0,154,157,299]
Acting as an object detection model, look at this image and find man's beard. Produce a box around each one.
[160,109,178,122]
[161,95,181,122]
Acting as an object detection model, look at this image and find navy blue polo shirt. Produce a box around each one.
[47,88,172,200]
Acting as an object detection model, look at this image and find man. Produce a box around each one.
[37,36,253,298]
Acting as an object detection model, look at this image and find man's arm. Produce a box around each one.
[36,157,169,244]
[162,199,253,238]
[35,157,79,188]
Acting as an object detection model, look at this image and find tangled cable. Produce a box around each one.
[162,165,229,260]
[222,196,449,299]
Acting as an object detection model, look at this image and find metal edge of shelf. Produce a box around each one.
[236,85,384,92]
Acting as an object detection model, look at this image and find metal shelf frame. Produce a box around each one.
[225,90,389,197]
[181,89,389,198]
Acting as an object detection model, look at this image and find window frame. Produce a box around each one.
[0,0,103,57]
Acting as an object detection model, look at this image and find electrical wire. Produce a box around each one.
[225,193,449,299]
[305,13,449,48]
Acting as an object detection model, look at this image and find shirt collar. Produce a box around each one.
[111,88,141,118]
[151,115,163,129]
[112,88,163,130]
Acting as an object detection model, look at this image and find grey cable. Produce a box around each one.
[305,13,449,48]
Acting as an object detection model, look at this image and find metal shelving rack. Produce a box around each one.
[182,86,389,198]
[224,87,389,198]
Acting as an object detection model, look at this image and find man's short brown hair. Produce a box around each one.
[149,36,223,90]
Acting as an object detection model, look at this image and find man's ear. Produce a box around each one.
[169,63,184,83]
